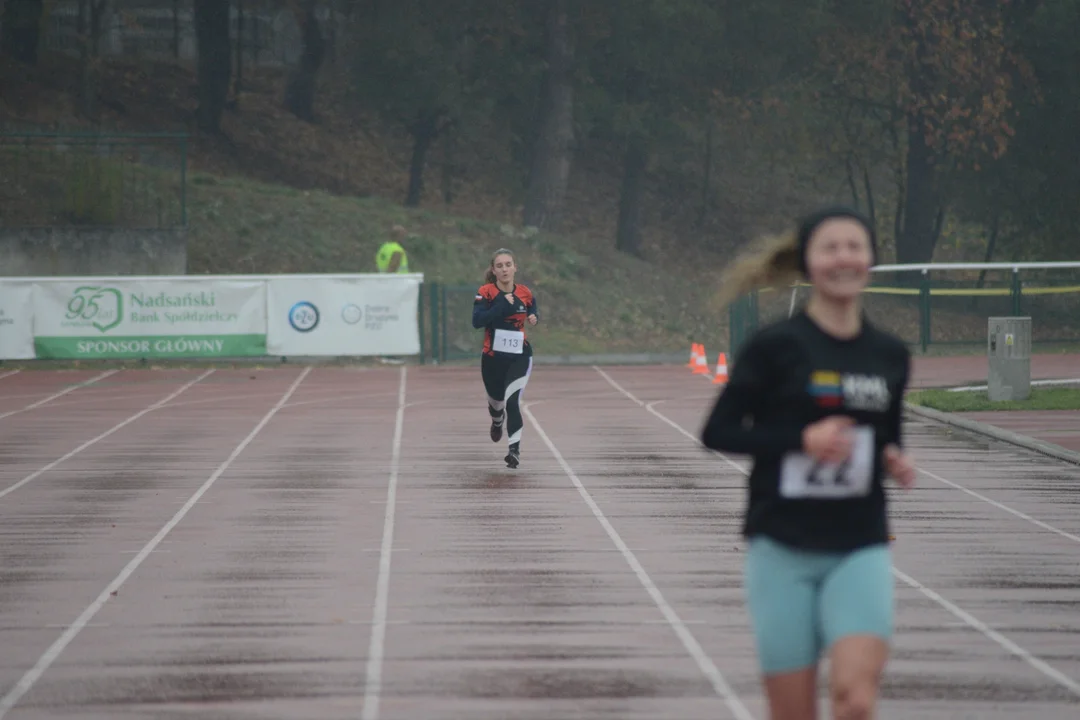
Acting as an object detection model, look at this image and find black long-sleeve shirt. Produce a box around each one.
[472,283,538,357]
[700,310,910,551]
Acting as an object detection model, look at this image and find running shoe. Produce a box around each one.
[504,444,520,469]
[490,418,503,442]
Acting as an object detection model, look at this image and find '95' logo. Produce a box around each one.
[65,286,123,333]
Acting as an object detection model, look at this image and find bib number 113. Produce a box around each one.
[494,329,524,354]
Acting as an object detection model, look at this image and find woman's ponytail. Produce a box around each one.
[714,231,802,311]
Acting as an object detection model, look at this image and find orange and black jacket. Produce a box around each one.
[472,283,538,356]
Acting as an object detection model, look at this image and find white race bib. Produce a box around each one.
[779,426,874,499]
[493,328,525,354]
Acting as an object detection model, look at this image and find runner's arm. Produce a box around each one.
[700,336,805,456]
[883,346,911,447]
[471,290,514,328]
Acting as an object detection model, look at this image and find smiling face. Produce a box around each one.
[491,252,516,286]
[804,217,874,302]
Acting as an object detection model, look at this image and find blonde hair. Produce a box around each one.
[484,248,515,285]
[714,231,802,310]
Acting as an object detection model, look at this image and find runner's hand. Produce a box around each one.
[884,444,915,489]
[527,314,538,325]
[504,293,515,304]
[802,416,855,464]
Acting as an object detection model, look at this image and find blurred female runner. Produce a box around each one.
[472,248,538,468]
[700,207,915,720]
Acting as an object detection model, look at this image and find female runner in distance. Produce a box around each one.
[700,207,916,720]
[472,248,538,469]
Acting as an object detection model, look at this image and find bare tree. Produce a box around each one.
[522,0,575,231]
[194,0,232,133]
[284,0,325,122]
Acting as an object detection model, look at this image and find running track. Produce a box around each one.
[0,365,1078,719]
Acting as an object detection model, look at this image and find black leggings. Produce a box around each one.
[481,351,533,447]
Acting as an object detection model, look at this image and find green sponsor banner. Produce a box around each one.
[34,334,266,359]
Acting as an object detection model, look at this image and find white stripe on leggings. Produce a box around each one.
[505,357,533,445]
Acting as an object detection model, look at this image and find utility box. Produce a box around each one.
[987,317,1031,401]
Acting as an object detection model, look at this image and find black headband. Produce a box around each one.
[796,206,878,276]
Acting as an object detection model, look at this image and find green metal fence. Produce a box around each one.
[0,132,188,228]
[417,282,484,364]
[728,262,1080,358]
[417,264,1080,364]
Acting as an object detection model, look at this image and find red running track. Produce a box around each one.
[0,365,1079,719]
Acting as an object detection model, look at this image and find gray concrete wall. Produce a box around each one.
[0,228,187,276]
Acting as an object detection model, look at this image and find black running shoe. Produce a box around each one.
[490,420,503,443]
[504,444,520,469]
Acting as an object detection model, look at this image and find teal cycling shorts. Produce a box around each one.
[744,535,894,675]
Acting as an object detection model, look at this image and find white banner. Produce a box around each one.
[31,279,267,358]
[266,275,422,356]
[0,283,35,359]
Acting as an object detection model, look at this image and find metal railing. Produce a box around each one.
[729,262,1080,357]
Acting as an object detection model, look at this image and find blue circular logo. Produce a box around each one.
[288,301,319,332]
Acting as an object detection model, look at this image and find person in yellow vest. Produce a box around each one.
[376,225,410,274]
[375,225,409,364]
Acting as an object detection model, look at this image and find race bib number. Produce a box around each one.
[493,328,525,354]
[779,426,874,499]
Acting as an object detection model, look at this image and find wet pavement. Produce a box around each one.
[909,353,1080,389]
[1,364,1079,718]
[954,410,1080,454]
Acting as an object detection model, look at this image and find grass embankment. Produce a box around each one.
[907,387,1080,412]
[188,173,729,358]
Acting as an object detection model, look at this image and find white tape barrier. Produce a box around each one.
[0,274,423,360]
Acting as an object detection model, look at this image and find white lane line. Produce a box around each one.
[592,365,1080,699]
[0,369,216,501]
[948,378,1080,392]
[0,370,20,382]
[522,401,756,720]
[0,370,118,421]
[915,465,1080,545]
[892,567,1080,695]
[361,366,408,720]
[0,367,311,719]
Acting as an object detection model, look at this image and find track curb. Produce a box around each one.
[904,402,1080,467]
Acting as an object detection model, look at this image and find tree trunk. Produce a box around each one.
[971,211,1000,309]
[194,0,231,134]
[405,112,439,207]
[2,0,45,64]
[896,121,940,266]
[615,133,648,256]
[862,166,876,231]
[172,0,180,60]
[522,0,574,231]
[77,0,107,119]
[284,0,326,122]
[233,0,244,101]
[845,157,859,210]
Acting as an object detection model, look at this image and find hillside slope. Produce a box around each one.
[1,53,1018,358]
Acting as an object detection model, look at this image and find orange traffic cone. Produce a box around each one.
[692,347,710,375]
[687,343,700,369]
[712,353,729,384]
